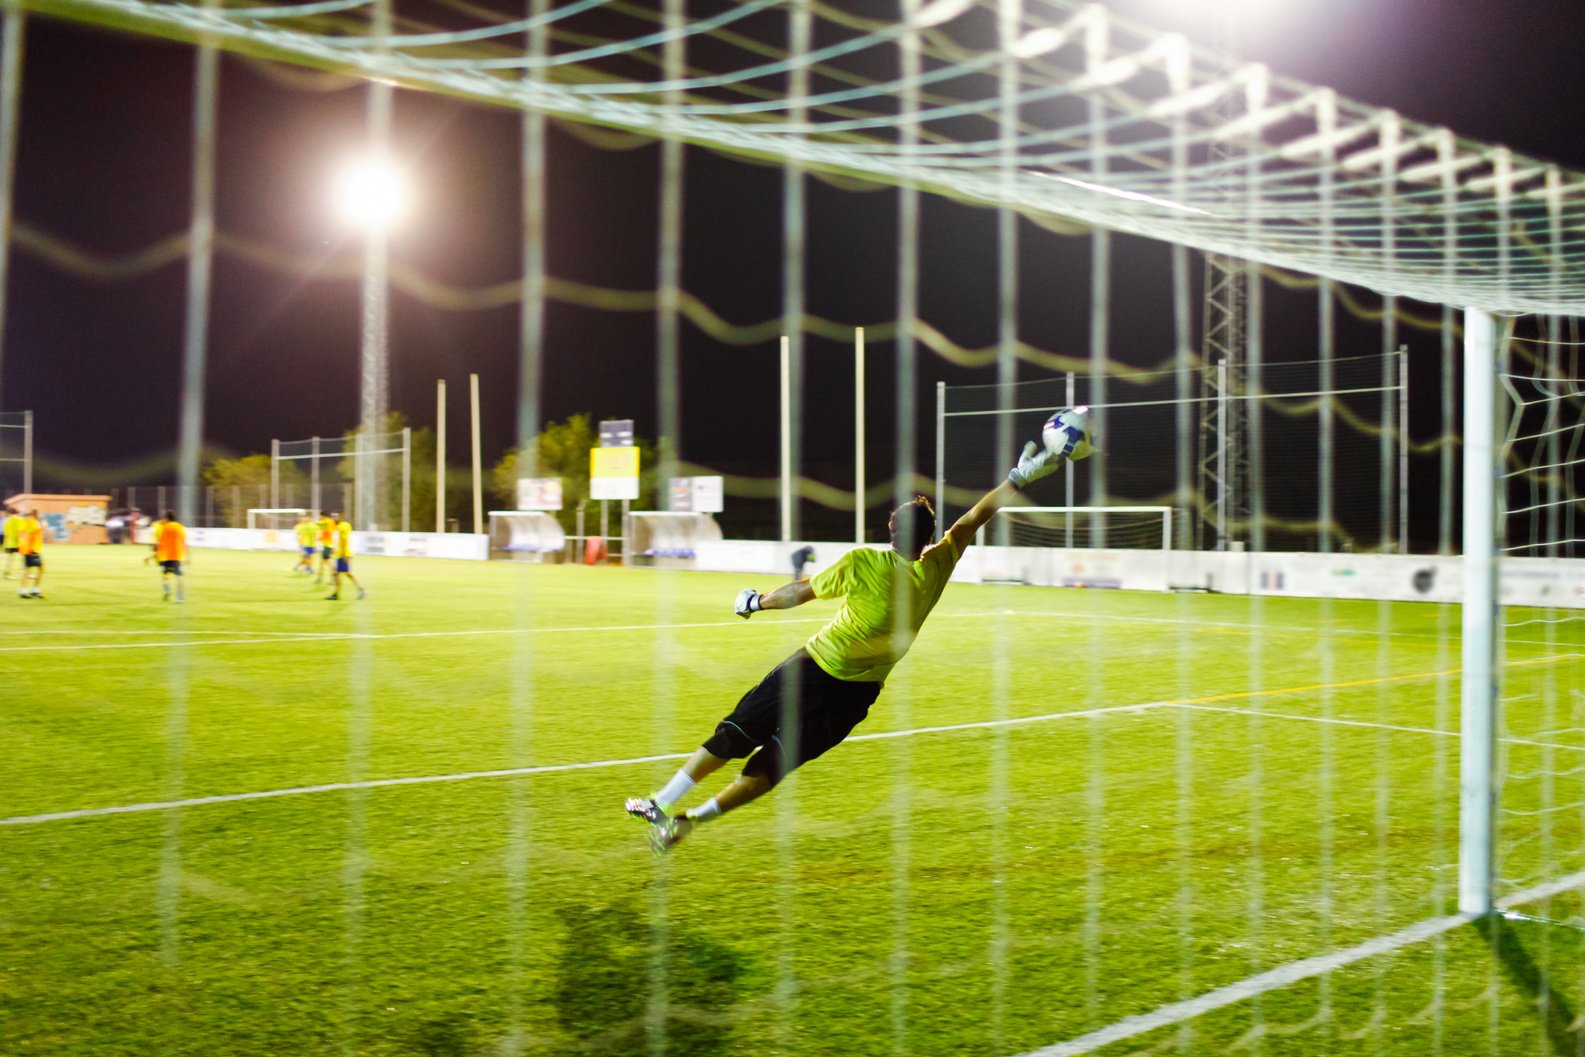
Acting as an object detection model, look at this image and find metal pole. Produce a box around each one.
[270,438,280,513]
[1398,347,1409,554]
[934,380,945,532]
[1438,130,1457,556]
[436,379,446,533]
[854,326,865,544]
[0,5,23,423]
[310,436,320,514]
[177,22,217,527]
[1459,307,1499,917]
[401,425,411,534]
[1065,372,1075,547]
[1379,112,1400,553]
[1216,358,1229,550]
[779,335,792,542]
[21,407,30,495]
[470,372,483,535]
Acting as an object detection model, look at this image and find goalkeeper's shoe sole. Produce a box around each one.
[624,797,666,825]
[650,816,693,856]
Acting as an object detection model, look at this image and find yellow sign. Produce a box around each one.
[591,446,640,478]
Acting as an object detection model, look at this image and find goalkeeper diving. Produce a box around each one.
[626,407,1095,853]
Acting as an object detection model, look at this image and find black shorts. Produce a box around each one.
[22,553,40,568]
[704,648,881,786]
[3,547,16,554]
[160,560,182,574]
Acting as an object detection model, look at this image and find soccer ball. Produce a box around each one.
[1042,405,1096,462]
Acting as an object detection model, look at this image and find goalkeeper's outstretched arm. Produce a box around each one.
[944,438,1066,555]
[944,480,1021,556]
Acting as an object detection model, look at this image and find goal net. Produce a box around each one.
[245,508,309,532]
[980,505,1173,591]
[1494,321,1585,937]
[940,353,1406,554]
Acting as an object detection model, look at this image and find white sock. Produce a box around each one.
[652,770,696,811]
[685,798,722,823]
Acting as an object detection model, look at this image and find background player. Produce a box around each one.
[1,507,20,579]
[15,509,43,598]
[789,544,816,580]
[293,513,317,574]
[326,510,365,601]
[314,511,336,585]
[153,509,189,601]
[627,410,1092,853]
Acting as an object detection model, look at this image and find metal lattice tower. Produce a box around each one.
[1195,16,1250,552]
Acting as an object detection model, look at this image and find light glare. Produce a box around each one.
[335,158,406,231]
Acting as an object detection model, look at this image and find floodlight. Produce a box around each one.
[334,157,406,231]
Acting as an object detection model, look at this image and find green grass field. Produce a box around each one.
[3,546,1585,1056]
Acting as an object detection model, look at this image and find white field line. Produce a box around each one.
[0,700,1169,828]
[956,608,1582,650]
[10,609,1580,654]
[1180,703,1585,754]
[0,629,346,638]
[0,617,836,653]
[1016,865,1585,1057]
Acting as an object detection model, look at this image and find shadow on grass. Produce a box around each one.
[553,902,747,1056]
[1475,915,1585,1056]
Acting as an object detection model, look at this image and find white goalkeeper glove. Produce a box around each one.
[1007,441,1063,490]
[734,588,763,619]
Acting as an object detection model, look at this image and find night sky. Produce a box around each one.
[3,0,1584,539]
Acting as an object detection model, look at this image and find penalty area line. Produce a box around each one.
[1016,865,1585,1057]
[0,700,1172,828]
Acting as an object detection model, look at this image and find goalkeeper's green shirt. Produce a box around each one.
[804,536,961,684]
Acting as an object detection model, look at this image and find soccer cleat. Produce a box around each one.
[326,594,339,601]
[357,588,367,600]
[650,815,693,855]
[624,796,666,824]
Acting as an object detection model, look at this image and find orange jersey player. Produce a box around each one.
[15,509,43,599]
[153,510,189,602]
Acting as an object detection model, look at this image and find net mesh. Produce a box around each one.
[7,2,1585,1056]
[1497,323,1585,937]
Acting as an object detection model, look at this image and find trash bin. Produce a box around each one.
[584,536,608,565]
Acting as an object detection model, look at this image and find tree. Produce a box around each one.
[202,454,305,527]
[491,415,665,534]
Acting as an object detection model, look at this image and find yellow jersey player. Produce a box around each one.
[1,508,21,579]
[627,408,1094,854]
[293,515,317,574]
[15,509,44,599]
[325,510,365,601]
[314,512,336,585]
[153,510,189,602]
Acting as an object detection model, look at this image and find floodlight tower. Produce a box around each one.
[335,149,405,530]
[1194,12,1250,552]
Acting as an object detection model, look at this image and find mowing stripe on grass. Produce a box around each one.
[1181,702,1585,754]
[0,700,1170,828]
[8,612,1580,654]
[7,659,1573,828]
[0,617,835,652]
[1016,865,1585,1057]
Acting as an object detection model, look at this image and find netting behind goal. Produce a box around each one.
[980,506,1172,590]
[940,353,1404,553]
[1495,321,1585,933]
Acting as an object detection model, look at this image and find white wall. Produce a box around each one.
[688,540,1585,610]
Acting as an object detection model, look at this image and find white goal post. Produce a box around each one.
[979,505,1174,592]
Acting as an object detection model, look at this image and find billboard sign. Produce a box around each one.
[516,477,564,511]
